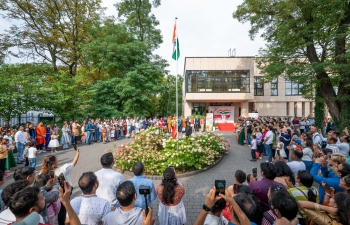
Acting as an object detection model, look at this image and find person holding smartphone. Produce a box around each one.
[40,149,80,225]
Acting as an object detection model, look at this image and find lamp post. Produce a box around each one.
[132,93,135,117]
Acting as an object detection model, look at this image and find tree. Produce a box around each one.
[157,75,183,116]
[81,19,167,117]
[0,64,48,126]
[115,0,163,50]
[0,0,103,77]
[233,0,350,129]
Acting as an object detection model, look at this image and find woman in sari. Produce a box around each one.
[238,123,245,145]
[171,117,177,139]
[4,130,16,172]
[167,116,172,133]
[60,123,70,149]
[122,120,127,136]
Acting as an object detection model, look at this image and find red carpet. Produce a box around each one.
[217,123,235,131]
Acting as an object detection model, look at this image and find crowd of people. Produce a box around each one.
[0,114,349,225]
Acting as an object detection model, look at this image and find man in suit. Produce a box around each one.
[194,116,199,132]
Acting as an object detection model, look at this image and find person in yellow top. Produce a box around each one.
[167,116,172,133]
[0,138,13,175]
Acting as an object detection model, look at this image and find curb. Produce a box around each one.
[123,152,226,180]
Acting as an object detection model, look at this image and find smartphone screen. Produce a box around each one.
[233,184,238,194]
[49,170,55,179]
[326,152,331,158]
[58,173,66,188]
[252,167,257,178]
[215,180,226,196]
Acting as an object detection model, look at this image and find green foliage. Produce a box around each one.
[114,127,229,175]
[115,0,163,50]
[157,75,183,116]
[234,0,350,129]
[0,0,103,76]
[314,88,325,133]
[0,64,47,126]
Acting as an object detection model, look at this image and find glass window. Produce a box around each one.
[185,70,250,93]
[271,78,278,96]
[285,79,303,95]
[254,76,264,96]
[192,103,206,115]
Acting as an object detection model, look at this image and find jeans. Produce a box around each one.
[284,147,290,161]
[115,130,120,140]
[305,125,310,133]
[251,149,256,160]
[247,133,252,145]
[71,135,77,145]
[28,158,36,168]
[95,130,99,142]
[86,131,91,144]
[16,142,25,163]
[303,161,313,171]
[264,144,273,162]
[106,132,110,142]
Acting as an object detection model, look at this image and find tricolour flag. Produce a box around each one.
[172,24,180,60]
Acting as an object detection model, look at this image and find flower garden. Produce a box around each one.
[114,127,230,175]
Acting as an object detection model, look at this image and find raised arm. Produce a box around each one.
[72,149,80,166]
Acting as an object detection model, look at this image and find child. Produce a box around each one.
[275,136,287,160]
[110,127,115,141]
[249,135,258,162]
[48,131,60,153]
[102,125,107,144]
[23,142,30,166]
[24,142,38,168]
[34,174,61,225]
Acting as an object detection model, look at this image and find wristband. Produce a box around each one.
[202,204,211,212]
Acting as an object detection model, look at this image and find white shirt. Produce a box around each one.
[326,144,340,154]
[251,139,257,150]
[55,163,74,185]
[301,147,313,161]
[335,142,350,157]
[204,214,229,225]
[95,168,124,208]
[69,195,110,225]
[312,133,321,145]
[14,130,27,144]
[299,121,306,129]
[0,209,44,225]
[27,147,37,158]
[265,131,274,144]
[287,161,306,176]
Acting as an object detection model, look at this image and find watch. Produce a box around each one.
[202,204,211,212]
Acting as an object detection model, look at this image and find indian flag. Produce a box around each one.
[172,23,180,60]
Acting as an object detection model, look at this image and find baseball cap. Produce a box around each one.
[12,212,40,225]
[295,139,302,145]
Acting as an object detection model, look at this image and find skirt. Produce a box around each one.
[5,150,17,170]
[48,139,60,148]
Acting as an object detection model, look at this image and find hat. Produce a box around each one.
[295,139,302,145]
[13,212,40,225]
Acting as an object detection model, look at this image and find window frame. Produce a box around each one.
[271,78,278,96]
[254,76,264,96]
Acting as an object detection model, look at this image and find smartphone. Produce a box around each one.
[252,167,258,178]
[276,150,280,156]
[323,182,330,190]
[73,145,77,151]
[58,173,66,189]
[326,152,331,158]
[233,184,238,194]
[215,180,226,196]
[49,170,55,179]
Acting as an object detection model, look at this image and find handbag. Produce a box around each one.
[255,152,261,158]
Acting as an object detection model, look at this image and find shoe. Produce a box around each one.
[259,157,262,159]
[266,160,269,162]
[17,162,23,164]
[250,159,257,162]
[42,150,46,153]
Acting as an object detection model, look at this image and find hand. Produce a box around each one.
[219,188,235,204]
[142,207,155,225]
[52,175,58,183]
[76,148,80,153]
[205,187,222,208]
[227,185,235,197]
[250,174,257,182]
[315,157,326,164]
[45,178,54,189]
[285,177,294,188]
[59,181,72,204]
[329,187,335,197]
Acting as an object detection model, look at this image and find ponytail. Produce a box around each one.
[162,178,177,205]
[307,187,317,203]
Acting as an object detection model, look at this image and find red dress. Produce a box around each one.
[123,121,127,135]
[171,125,177,139]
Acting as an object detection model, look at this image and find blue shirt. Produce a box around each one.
[129,175,157,210]
[310,163,343,203]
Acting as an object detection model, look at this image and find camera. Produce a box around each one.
[139,185,150,195]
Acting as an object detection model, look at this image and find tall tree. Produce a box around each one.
[234,0,350,129]
[0,0,102,77]
[81,19,167,117]
[115,0,163,50]
[157,75,183,116]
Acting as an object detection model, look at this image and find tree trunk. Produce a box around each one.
[314,88,324,133]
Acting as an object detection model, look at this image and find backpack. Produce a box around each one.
[314,134,327,148]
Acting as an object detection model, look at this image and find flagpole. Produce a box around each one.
[175,17,178,140]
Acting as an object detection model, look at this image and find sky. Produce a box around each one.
[0,0,266,75]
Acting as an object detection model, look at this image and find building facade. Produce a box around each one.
[183,57,314,122]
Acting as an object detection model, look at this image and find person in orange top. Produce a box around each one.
[167,117,172,133]
[102,126,107,144]
[35,122,46,152]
